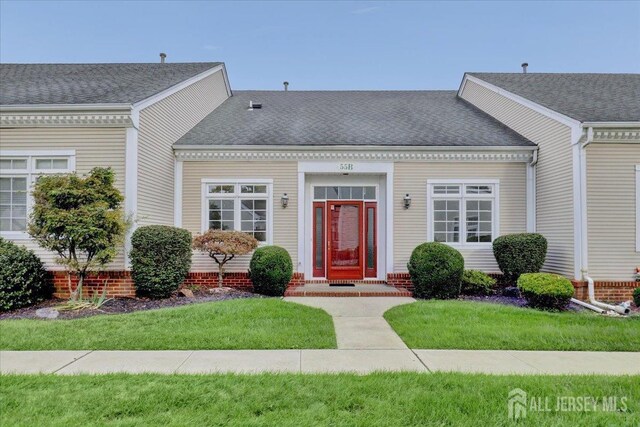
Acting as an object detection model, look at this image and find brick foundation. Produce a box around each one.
[386,273,414,292]
[386,273,638,303]
[51,271,306,298]
[51,271,135,299]
[572,280,638,303]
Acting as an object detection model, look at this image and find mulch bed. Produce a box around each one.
[0,288,262,320]
[460,293,640,314]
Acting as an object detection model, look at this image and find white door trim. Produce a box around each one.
[297,161,394,279]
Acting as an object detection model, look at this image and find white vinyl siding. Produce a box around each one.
[136,69,229,227]
[586,143,640,281]
[460,79,575,277]
[0,127,126,269]
[394,162,526,272]
[183,161,297,272]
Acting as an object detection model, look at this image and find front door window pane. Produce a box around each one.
[315,206,323,270]
[330,204,360,266]
[366,207,375,269]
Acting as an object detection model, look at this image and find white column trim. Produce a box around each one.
[526,163,536,232]
[124,111,139,269]
[174,158,183,227]
[297,170,306,273]
[636,165,640,252]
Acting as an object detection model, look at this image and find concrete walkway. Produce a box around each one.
[283,297,415,349]
[2,350,639,375]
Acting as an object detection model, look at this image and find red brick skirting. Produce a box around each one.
[51,271,306,298]
[386,273,414,292]
[387,273,638,303]
[572,280,638,303]
[51,271,135,298]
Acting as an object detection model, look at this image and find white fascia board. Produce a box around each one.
[0,104,132,112]
[582,121,640,128]
[174,145,537,153]
[460,75,582,130]
[132,64,226,112]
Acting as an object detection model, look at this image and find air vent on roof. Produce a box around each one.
[248,101,262,110]
[521,62,528,74]
[160,53,167,63]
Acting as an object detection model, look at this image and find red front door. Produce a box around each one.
[327,201,364,280]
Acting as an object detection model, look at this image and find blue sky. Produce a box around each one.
[1,1,639,90]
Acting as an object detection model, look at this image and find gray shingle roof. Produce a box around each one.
[469,73,640,123]
[0,63,222,105]
[175,90,534,147]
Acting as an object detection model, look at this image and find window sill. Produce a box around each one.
[437,242,493,250]
[0,231,30,240]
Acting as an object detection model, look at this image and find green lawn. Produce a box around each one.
[384,300,640,351]
[0,299,336,350]
[2,373,637,426]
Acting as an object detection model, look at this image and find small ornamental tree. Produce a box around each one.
[192,230,258,288]
[28,167,127,300]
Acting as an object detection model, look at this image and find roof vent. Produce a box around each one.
[521,62,528,74]
[248,101,262,110]
[160,53,167,63]
[283,81,289,91]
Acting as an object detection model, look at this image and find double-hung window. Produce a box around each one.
[427,180,499,245]
[0,152,74,236]
[203,181,272,243]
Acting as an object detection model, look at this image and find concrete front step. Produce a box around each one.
[284,283,412,297]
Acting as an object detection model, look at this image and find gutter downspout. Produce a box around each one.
[574,127,630,315]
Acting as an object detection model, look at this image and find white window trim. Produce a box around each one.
[200,178,274,245]
[1,150,76,239]
[636,165,640,252]
[426,179,500,248]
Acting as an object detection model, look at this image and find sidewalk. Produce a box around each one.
[2,297,639,375]
[2,349,639,375]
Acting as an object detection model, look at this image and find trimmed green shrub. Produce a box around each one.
[130,226,192,299]
[633,288,640,307]
[249,246,293,296]
[517,273,574,311]
[461,270,496,295]
[407,242,464,299]
[0,238,51,311]
[493,233,547,282]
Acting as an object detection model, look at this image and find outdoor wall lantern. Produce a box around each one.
[403,193,412,209]
[281,193,289,208]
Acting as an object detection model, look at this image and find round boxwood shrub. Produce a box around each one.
[517,272,574,311]
[407,242,464,299]
[633,287,640,307]
[130,226,192,299]
[249,246,293,296]
[0,238,51,311]
[461,270,496,295]
[493,233,547,283]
